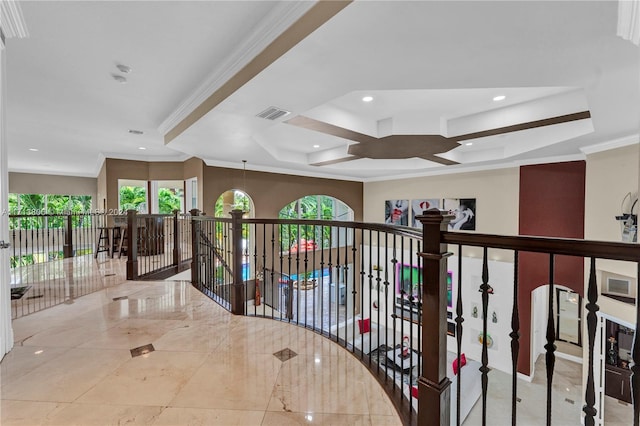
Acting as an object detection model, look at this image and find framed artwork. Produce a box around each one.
[396,263,421,298]
[443,198,476,231]
[472,328,497,350]
[447,321,456,336]
[395,264,452,307]
[411,198,440,228]
[385,199,409,225]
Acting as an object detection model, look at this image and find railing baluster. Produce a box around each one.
[319,225,325,330]
[313,224,318,331]
[545,254,556,426]
[335,226,341,344]
[480,246,490,426]
[455,244,463,426]
[383,232,391,381]
[583,257,599,425]
[510,250,520,426]
[328,228,333,337]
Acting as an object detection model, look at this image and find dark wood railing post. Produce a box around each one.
[632,262,640,426]
[416,209,453,426]
[230,209,245,315]
[63,214,73,258]
[172,209,181,267]
[190,209,200,288]
[126,209,138,280]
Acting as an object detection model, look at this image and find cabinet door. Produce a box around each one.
[620,372,633,404]
[605,367,625,401]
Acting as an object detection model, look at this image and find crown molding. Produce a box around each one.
[0,0,28,39]
[202,157,367,183]
[579,134,639,155]
[157,1,315,136]
[100,151,192,164]
[8,167,98,178]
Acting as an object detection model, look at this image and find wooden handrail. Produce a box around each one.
[442,231,640,261]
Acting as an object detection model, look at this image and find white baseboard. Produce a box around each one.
[517,372,533,382]
[556,351,583,364]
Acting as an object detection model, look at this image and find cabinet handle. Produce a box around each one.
[621,381,624,395]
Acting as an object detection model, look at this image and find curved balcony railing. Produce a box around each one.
[189,209,640,426]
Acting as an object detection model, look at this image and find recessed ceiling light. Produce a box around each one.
[112,75,127,84]
[313,144,320,148]
[465,142,473,146]
[129,129,144,135]
[362,96,374,102]
[493,95,506,101]
[28,148,38,152]
[138,147,146,150]
[116,64,132,74]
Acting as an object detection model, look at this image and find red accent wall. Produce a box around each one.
[518,161,585,375]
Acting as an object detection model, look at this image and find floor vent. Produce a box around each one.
[256,106,290,121]
[130,343,155,358]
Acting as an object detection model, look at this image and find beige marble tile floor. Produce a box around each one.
[1,277,402,425]
[4,258,633,425]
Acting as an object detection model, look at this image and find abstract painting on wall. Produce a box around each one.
[443,198,476,231]
[411,198,440,228]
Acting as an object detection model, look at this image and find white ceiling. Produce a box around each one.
[5,0,640,182]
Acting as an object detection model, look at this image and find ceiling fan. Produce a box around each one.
[286,110,591,166]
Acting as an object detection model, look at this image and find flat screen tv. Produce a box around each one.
[395,263,453,305]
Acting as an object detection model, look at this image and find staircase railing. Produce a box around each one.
[189,208,640,426]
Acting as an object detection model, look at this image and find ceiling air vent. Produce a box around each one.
[256,106,291,121]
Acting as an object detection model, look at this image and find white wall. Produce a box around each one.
[584,144,639,326]
[361,242,516,375]
[583,143,639,424]
[445,255,515,375]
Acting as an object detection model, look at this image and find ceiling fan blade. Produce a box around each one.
[286,115,377,144]
[416,154,459,166]
[452,110,591,142]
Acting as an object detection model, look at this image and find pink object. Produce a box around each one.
[357,318,371,334]
[452,353,467,375]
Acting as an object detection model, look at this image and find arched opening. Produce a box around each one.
[212,189,254,283]
[274,195,356,323]
[214,189,254,218]
[531,284,583,373]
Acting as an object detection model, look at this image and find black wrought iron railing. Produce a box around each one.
[189,208,640,426]
[8,212,112,318]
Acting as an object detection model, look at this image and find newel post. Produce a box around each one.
[126,209,138,280]
[230,209,246,315]
[63,214,73,258]
[190,209,200,288]
[416,209,453,426]
[172,209,181,267]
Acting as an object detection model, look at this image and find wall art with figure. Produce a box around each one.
[411,198,440,228]
[443,198,476,231]
[385,199,409,225]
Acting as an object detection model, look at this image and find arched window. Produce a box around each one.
[278,195,354,252]
[214,190,253,218]
[279,195,353,221]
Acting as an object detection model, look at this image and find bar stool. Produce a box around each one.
[115,226,128,259]
[94,227,112,258]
